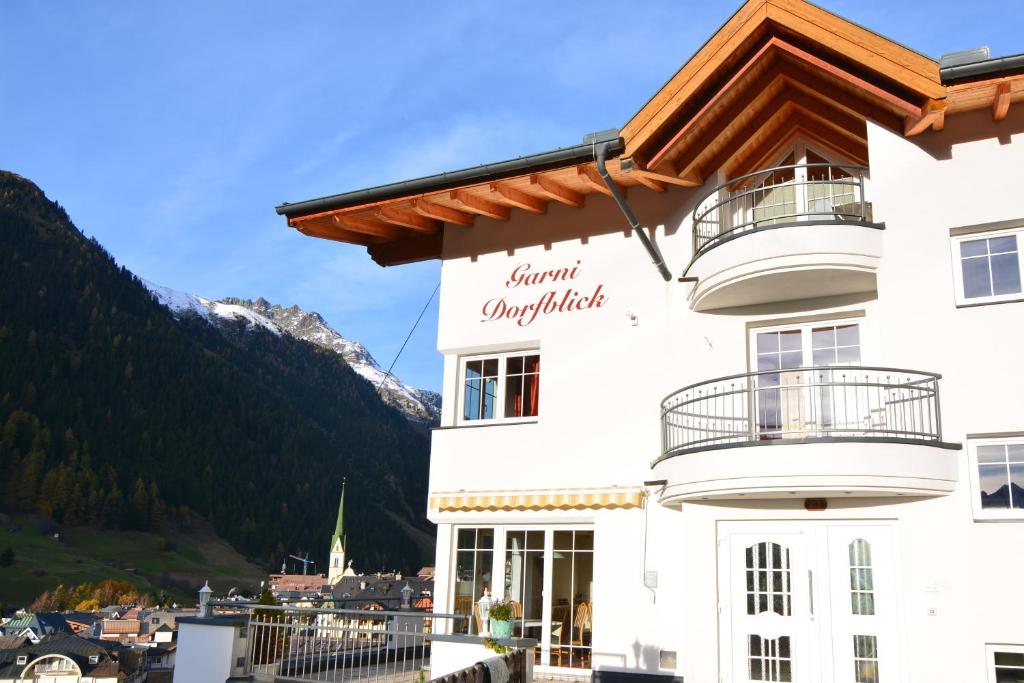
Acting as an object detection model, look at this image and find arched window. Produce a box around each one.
[849,539,875,615]
[745,542,792,615]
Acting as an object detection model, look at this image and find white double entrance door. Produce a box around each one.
[718,522,901,683]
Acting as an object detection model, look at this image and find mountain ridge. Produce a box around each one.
[143,283,440,425]
[0,170,435,586]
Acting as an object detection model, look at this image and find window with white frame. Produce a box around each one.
[450,525,594,669]
[460,351,540,423]
[986,644,1024,683]
[968,436,1024,520]
[951,227,1024,305]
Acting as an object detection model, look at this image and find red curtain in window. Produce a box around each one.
[528,356,539,416]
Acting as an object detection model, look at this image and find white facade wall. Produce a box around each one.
[428,108,1024,682]
[173,620,247,683]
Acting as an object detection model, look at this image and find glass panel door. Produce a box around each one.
[720,523,902,683]
[810,324,862,434]
[826,525,901,683]
[805,150,855,219]
[453,529,494,634]
[752,322,863,440]
[549,530,593,669]
[754,329,804,439]
[724,528,813,682]
[750,153,797,228]
[505,530,544,642]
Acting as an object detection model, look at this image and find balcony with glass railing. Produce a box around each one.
[684,163,884,310]
[652,367,961,503]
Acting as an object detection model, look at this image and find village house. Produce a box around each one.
[0,614,71,645]
[272,1,1024,681]
[0,632,144,683]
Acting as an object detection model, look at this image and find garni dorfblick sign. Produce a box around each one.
[480,260,606,327]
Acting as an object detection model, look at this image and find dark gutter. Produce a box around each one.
[593,138,672,281]
[277,130,624,219]
[940,53,1024,84]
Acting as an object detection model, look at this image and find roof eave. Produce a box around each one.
[276,134,623,220]
[940,53,1024,84]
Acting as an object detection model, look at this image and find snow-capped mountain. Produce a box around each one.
[145,282,440,424]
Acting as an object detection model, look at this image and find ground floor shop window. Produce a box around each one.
[452,525,593,668]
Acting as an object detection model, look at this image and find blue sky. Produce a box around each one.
[1,1,1020,392]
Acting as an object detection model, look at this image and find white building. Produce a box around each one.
[277,2,1024,682]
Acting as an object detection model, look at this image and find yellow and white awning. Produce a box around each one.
[429,487,644,512]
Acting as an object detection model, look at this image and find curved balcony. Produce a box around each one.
[653,366,960,503]
[685,163,883,311]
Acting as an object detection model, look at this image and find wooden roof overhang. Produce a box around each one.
[619,0,952,187]
[275,135,664,266]
[277,0,1024,266]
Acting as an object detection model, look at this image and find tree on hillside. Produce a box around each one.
[0,546,13,566]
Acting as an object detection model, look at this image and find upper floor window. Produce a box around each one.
[951,226,1023,306]
[969,436,1024,520]
[460,351,540,424]
[986,644,1024,683]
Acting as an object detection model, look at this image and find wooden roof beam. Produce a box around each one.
[786,90,868,141]
[651,68,788,172]
[763,0,944,99]
[410,199,475,226]
[329,213,404,239]
[788,113,869,164]
[449,190,510,221]
[294,220,383,246]
[489,182,547,214]
[368,232,443,267]
[647,38,783,169]
[620,160,667,192]
[629,162,703,188]
[778,61,903,132]
[375,207,440,233]
[663,70,789,182]
[904,99,947,136]
[994,82,1012,121]
[726,111,868,179]
[772,39,921,118]
[676,87,794,182]
[577,164,626,197]
[529,174,585,207]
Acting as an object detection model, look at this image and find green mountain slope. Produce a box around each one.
[0,514,266,607]
[0,171,434,598]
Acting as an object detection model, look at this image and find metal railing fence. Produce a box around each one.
[660,366,943,458]
[204,601,467,683]
[691,163,871,257]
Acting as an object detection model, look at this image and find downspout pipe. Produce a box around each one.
[594,141,672,281]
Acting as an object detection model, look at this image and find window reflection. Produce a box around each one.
[549,530,593,669]
[505,531,544,643]
[453,528,493,634]
[978,444,1024,509]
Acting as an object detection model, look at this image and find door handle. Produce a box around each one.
[808,569,815,618]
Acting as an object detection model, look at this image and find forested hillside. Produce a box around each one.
[0,171,434,577]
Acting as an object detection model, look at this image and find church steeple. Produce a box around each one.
[332,478,345,550]
[328,479,347,584]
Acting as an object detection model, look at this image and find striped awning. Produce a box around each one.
[428,488,644,512]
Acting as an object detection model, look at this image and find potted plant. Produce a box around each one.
[488,600,514,639]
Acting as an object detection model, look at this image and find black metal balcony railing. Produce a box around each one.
[660,367,943,459]
[691,163,871,258]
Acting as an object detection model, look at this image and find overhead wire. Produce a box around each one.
[376,280,441,395]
